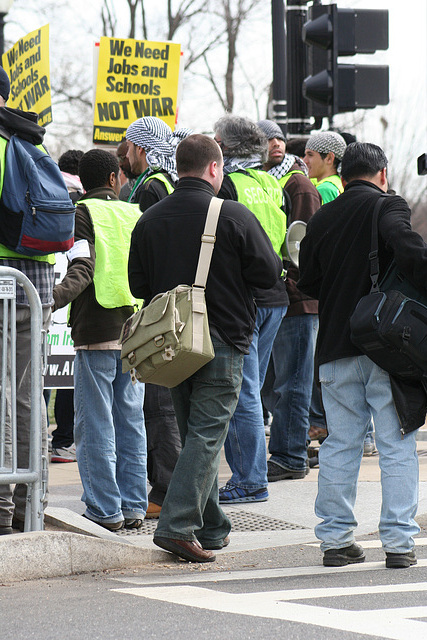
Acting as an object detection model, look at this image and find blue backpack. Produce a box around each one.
[0,131,75,256]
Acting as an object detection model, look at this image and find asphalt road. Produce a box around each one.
[3,537,427,640]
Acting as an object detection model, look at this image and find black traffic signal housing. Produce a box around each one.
[302,4,389,117]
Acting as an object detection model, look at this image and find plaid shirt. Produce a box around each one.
[0,258,55,306]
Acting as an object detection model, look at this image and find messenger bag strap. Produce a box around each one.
[192,196,223,354]
[194,196,223,288]
[369,193,389,294]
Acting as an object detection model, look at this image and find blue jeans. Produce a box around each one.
[74,350,147,523]
[316,356,419,553]
[263,314,318,471]
[155,337,244,546]
[224,305,287,490]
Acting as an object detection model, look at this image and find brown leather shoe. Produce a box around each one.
[154,536,216,562]
[200,535,230,550]
[145,502,162,519]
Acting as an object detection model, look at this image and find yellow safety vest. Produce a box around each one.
[81,198,142,308]
[228,169,287,258]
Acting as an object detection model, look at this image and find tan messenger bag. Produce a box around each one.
[119,197,223,388]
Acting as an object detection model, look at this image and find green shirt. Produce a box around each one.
[316,174,344,204]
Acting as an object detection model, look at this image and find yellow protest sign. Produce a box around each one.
[93,37,181,145]
[2,25,52,127]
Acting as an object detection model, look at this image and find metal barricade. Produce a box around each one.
[0,266,48,532]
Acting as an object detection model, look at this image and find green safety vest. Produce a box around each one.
[228,169,287,257]
[0,137,55,264]
[316,174,344,204]
[81,198,142,309]
[143,171,175,194]
[278,169,305,189]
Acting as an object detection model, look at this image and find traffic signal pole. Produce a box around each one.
[285,1,312,134]
[271,0,287,138]
[271,1,319,135]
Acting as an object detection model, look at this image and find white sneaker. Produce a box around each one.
[51,444,77,463]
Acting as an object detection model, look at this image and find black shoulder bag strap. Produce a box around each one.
[368,193,390,294]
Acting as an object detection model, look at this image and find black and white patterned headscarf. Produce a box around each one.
[305,131,347,161]
[268,154,309,181]
[126,116,192,182]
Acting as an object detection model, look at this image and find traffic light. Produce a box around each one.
[302,4,389,117]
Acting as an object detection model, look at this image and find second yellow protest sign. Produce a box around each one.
[93,37,181,144]
[2,25,52,127]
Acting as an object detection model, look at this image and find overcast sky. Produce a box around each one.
[4,0,427,158]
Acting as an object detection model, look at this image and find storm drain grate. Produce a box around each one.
[223,509,308,532]
[116,509,307,537]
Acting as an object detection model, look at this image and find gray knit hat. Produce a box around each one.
[305,131,347,161]
[0,66,10,101]
[257,119,286,142]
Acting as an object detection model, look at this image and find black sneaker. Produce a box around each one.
[12,517,25,532]
[82,514,124,531]
[124,518,143,529]
[267,460,308,481]
[323,543,366,567]
[385,550,417,569]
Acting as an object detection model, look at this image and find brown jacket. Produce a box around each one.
[284,164,322,317]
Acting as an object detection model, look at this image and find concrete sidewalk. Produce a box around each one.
[1,432,427,583]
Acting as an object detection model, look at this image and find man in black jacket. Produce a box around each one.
[298,142,427,569]
[128,134,282,562]
[125,116,189,519]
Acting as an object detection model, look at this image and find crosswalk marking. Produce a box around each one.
[112,584,427,639]
[304,537,427,549]
[111,558,427,586]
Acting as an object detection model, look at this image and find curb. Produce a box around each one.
[0,530,168,584]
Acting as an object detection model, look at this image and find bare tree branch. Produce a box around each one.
[101,0,117,37]
[202,52,228,112]
[126,0,141,39]
[183,32,226,70]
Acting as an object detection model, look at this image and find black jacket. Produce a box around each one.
[298,179,427,433]
[128,177,283,353]
[0,106,45,143]
[131,170,175,211]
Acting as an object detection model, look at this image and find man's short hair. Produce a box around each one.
[58,149,84,176]
[214,114,267,160]
[176,134,222,177]
[286,137,310,158]
[341,142,388,182]
[78,149,119,192]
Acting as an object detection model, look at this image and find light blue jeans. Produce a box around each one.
[74,349,147,524]
[316,355,419,553]
[225,305,287,490]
